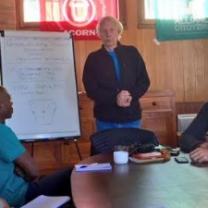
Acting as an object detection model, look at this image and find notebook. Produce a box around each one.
[75,163,112,172]
[20,195,70,208]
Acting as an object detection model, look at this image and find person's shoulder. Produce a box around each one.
[85,48,106,63]
[0,123,18,140]
[88,47,103,56]
[118,44,140,53]
[119,44,136,49]
[0,123,12,133]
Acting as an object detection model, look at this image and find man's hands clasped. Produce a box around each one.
[116,90,132,107]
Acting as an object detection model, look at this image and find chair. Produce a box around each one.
[90,128,159,155]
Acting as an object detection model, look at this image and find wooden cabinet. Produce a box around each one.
[140,90,177,146]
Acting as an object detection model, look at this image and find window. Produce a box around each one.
[16,0,40,28]
[138,0,154,28]
[24,0,40,22]
[138,0,208,28]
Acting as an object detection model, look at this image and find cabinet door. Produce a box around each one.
[140,91,176,147]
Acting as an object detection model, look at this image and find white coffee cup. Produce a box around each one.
[113,150,129,164]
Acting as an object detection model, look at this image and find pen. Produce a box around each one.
[79,163,98,168]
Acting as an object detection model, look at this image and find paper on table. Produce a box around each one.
[20,195,70,208]
[75,163,112,172]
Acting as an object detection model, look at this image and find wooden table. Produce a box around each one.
[71,154,208,208]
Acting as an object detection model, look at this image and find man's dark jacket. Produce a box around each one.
[82,43,150,122]
[180,102,208,152]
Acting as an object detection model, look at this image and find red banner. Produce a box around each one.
[40,0,119,40]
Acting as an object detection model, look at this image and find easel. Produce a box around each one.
[72,138,82,160]
[62,137,82,161]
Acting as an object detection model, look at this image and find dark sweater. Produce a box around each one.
[180,102,208,152]
[82,43,150,122]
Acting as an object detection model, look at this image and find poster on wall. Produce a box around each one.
[39,0,120,40]
[155,0,208,41]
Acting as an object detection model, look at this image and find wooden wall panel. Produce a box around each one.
[165,42,185,101]
[74,41,87,91]
[176,102,204,115]
[1,0,208,102]
[0,0,16,29]
[182,40,208,101]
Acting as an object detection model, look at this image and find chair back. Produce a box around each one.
[90,128,159,155]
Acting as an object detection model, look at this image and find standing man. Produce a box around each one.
[83,16,150,131]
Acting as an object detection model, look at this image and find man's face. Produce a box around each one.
[0,91,13,119]
[99,20,119,49]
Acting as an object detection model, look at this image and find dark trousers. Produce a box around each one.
[25,168,72,203]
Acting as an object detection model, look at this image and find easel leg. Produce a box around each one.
[73,139,82,160]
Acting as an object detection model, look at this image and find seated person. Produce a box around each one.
[0,198,10,208]
[180,102,208,164]
[0,86,72,208]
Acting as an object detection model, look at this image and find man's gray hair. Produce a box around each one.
[96,16,124,37]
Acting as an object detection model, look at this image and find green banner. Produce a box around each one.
[155,0,208,41]
[156,19,208,41]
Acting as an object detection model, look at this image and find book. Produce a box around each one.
[75,162,112,172]
[20,195,70,208]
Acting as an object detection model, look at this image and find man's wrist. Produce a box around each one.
[199,142,208,149]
